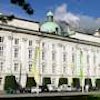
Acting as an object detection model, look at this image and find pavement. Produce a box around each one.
[0,91,5,95]
[0,92,100,98]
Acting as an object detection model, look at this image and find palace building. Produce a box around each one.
[0,11,100,90]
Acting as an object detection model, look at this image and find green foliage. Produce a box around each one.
[4,75,18,90]
[58,78,68,86]
[72,78,80,88]
[42,77,51,86]
[26,77,36,88]
[96,79,100,88]
[10,0,34,15]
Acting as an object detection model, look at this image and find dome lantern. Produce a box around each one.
[46,11,54,22]
[40,11,61,35]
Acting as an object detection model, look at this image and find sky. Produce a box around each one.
[0,0,100,32]
[0,0,100,21]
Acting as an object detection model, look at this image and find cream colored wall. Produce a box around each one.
[0,17,100,89]
[0,18,39,31]
[70,32,100,43]
[10,19,39,31]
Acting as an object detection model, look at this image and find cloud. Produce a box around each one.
[78,15,100,33]
[54,3,100,33]
[54,4,80,27]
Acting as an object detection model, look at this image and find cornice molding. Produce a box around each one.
[0,24,100,47]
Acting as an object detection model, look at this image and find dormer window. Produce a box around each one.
[0,37,4,43]
[55,27,59,34]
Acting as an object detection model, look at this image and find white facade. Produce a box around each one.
[0,14,100,90]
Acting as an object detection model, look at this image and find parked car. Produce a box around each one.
[47,84,58,92]
[31,86,41,93]
[24,88,31,93]
[75,87,82,92]
[58,84,76,92]
[18,87,31,93]
[58,84,69,92]
[39,85,49,92]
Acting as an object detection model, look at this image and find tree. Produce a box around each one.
[4,75,18,90]
[72,78,80,88]
[26,77,36,88]
[0,14,14,23]
[58,78,68,86]
[96,79,100,89]
[10,0,34,15]
[42,77,51,86]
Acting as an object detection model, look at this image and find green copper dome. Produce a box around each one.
[40,11,61,35]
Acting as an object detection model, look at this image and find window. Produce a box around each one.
[42,62,45,73]
[63,46,66,51]
[15,38,19,44]
[42,51,45,60]
[63,53,66,62]
[42,42,45,48]
[63,64,66,73]
[0,46,3,56]
[72,48,75,63]
[0,78,2,85]
[87,54,89,65]
[93,53,96,65]
[55,27,59,34]
[0,37,4,43]
[29,49,32,59]
[52,51,56,61]
[29,63,32,71]
[14,63,18,71]
[0,62,3,71]
[52,63,56,73]
[72,53,75,62]
[14,48,18,58]
[29,40,32,46]
[52,44,55,49]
